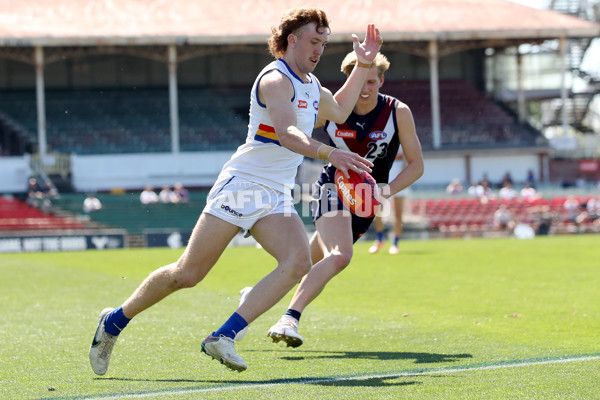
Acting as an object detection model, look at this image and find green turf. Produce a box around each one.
[1,235,599,399]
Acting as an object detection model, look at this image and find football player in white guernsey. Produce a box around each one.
[89,7,382,375]
[262,52,424,348]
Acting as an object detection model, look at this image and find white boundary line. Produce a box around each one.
[65,354,600,399]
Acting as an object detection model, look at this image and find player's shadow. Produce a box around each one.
[95,375,427,388]
[92,376,421,387]
[94,352,470,388]
[266,350,473,364]
[314,377,423,387]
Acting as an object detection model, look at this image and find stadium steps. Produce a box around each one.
[0,88,249,155]
[127,234,146,248]
[412,195,599,238]
[0,197,89,231]
[0,81,539,155]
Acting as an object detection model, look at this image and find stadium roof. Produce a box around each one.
[0,0,598,51]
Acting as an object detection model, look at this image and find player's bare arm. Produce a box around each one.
[385,103,424,197]
[317,24,382,124]
[259,70,373,175]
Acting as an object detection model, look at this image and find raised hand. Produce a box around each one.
[351,23,382,64]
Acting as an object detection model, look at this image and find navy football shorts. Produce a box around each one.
[310,165,375,243]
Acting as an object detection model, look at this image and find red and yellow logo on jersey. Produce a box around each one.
[255,124,280,146]
[335,130,356,139]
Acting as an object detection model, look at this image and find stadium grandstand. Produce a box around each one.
[0,0,599,249]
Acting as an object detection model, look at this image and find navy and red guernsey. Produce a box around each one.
[323,93,400,185]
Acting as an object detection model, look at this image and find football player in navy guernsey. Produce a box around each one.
[89,8,382,374]
[262,51,424,347]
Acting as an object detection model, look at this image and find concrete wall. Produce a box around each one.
[69,149,546,192]
[0,155,32,193]
[470,154,538,184]
[419,148,544,187]
[1,148,549,194]
[70,151,234,192]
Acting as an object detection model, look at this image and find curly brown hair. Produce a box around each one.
[268,8,331,59]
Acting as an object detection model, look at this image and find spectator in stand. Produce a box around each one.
[528,205,553,236]
[83,193,102,213]
[26,177,45,208]
[42,180,59,200]
[478,180,494,204]
[159,186,178,203]
[26,177,57,212]
[567,196,600,231]
[173,182,189,203]
[467,181,484,198]
[587,196,600,220]
[446,178,463,195]
[481,173,490,186]
[585,196,600,230]
[140,186,159,205]
[520,182,538,201]
[493,204,516,232]
[563,195,580,222]
[563,195,591,231]
[500,172,513,189]
[526,169,536,188]
[498,182,517,200]
[41,181,59,212]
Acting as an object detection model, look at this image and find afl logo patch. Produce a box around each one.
[313,100,319,110]
[369,131,387,140]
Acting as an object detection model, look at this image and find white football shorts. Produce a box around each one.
[203,174,296,230]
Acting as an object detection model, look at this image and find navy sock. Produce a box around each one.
[376,231,384,242]
[214,312,248,339]
[393,236,400,246]
[104,306,131,336]
[285,308,302,322]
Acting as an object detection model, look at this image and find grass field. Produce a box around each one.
[1,235,599,399]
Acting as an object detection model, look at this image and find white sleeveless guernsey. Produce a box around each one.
[219,58,320,192]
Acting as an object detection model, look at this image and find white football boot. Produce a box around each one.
[267,315,304,348]
[201,334,247,372]
[368,240,385,254]
[89,307,117,375]
[234,287,252,341]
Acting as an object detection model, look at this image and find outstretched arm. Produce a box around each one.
[318,23,382,124]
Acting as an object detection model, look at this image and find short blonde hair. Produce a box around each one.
[340,52,390,78]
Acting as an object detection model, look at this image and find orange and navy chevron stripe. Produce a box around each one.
[255,124,280,145]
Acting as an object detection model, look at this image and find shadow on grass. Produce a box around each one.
[258,350,473,364]
[94,376,423,388]
[314,377,422,387]
[94,352,470,387]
